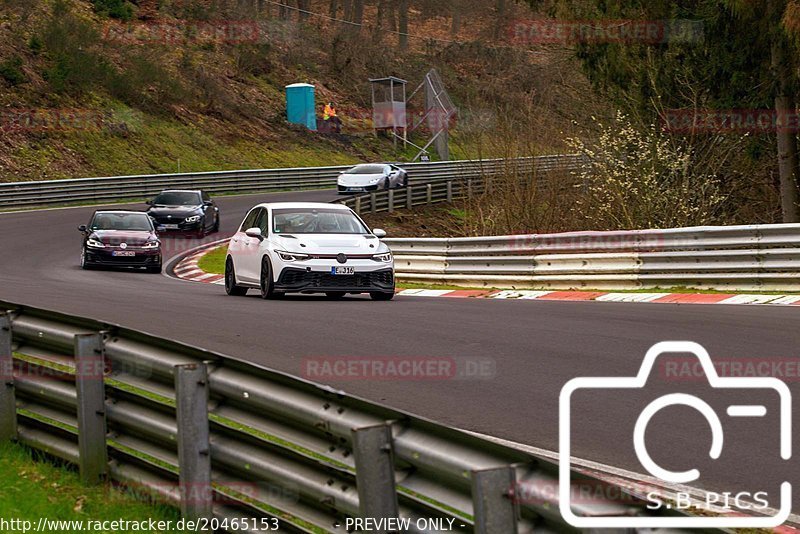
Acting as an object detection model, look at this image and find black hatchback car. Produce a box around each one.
[79,211,162,273]
[146,190,219,237]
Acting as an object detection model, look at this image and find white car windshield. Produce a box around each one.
[347,165,386,175]
[272,208,368,234]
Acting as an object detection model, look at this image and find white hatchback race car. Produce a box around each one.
[225,202,395,300]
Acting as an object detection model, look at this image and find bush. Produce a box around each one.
[92,0,134,21]
[566,112,731,230]
[0,56,25,85]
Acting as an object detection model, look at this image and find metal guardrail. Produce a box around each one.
[341,156,584,216]
[385,224,800,292]
[0,155,584,210]
[0,301,704,533]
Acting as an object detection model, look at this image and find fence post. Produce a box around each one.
[175,363,212,527]
[355,196,362,215]
[388,190,394,213]
[472,466,519,534]
[74,333,108,484]
[426,184,432,205]
[406,186,413,209]
[467,179,473,199]
[352,423,399,531]
[0,312,16,442]
[370,192,377,215]
[446,181,453,203]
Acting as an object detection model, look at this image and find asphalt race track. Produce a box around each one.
[1,189,798,514]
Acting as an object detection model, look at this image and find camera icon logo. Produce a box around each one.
[559,341,792,529]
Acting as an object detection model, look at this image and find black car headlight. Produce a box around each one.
[86,238,105,248]
[185,215,202,223]
[142,241,160,249]
[276,250,310,262]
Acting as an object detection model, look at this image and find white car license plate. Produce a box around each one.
[347,187,364,192]
[331,266,355,275]
[113,251,136,257]
[159,224,179,230]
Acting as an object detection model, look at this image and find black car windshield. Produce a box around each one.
[152,192,201,205]
[273,208,368,234]
[348,165,386,175]
[91,213,153,231]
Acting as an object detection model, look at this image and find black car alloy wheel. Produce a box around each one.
[225,258,247,296]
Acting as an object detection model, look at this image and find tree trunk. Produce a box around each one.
[398,0,408,50]
[279,0,291,20]
[451,8,461,36]
[374,0,386,42]
[387,1,397,31]
[771,22,800,221]
[494,0,506,39]
[352,0,364,31]
[343,0,353,22]
[329,0,338,19]
[297,0,310,21]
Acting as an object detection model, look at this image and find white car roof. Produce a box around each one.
[250,202,352,210]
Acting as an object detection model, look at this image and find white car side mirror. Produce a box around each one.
[373,228,387,238]
[245,227,264,240]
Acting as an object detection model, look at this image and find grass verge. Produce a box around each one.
[0,441,179,531]
[196,245,228,275]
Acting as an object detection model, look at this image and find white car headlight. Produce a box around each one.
[276,250,310,262]
[142,241,160,249]
[372,252,392,262]
[86,238,105,248]
[185,215,201,223]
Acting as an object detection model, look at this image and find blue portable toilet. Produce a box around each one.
[285,83,317,131]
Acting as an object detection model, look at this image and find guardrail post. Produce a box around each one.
[426,184,432,205]
[388,190,394,213]
[0,313,16,442]
[446,181,453,202]
[370,193,377,215]
[352,423,399,530]
[467,179,473,199]
[74,333,107,484]
[471,466,519,534]
[406,186,413,209]
[175,363,212,527]
[355,196,362,215]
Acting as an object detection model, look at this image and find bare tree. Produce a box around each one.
[398,0,408,50]
[279,0,291,20]
[374,0,386,42]
[297,0,310,21]
[493,0,506,39]
[343,0,353,21]
[329,0,338,19]
[352,0,364,30]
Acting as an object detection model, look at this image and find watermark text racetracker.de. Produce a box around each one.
[302,356,495,382]
[662,109,800,134]
[508,19,704,45]
[0,517,280,533]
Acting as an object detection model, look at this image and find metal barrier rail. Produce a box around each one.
[384,224,800,292]
[0,155,584,210]
[341,156,584,216]
[0,301,702,533]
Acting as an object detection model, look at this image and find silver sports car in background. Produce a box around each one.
[337,163,408,194]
